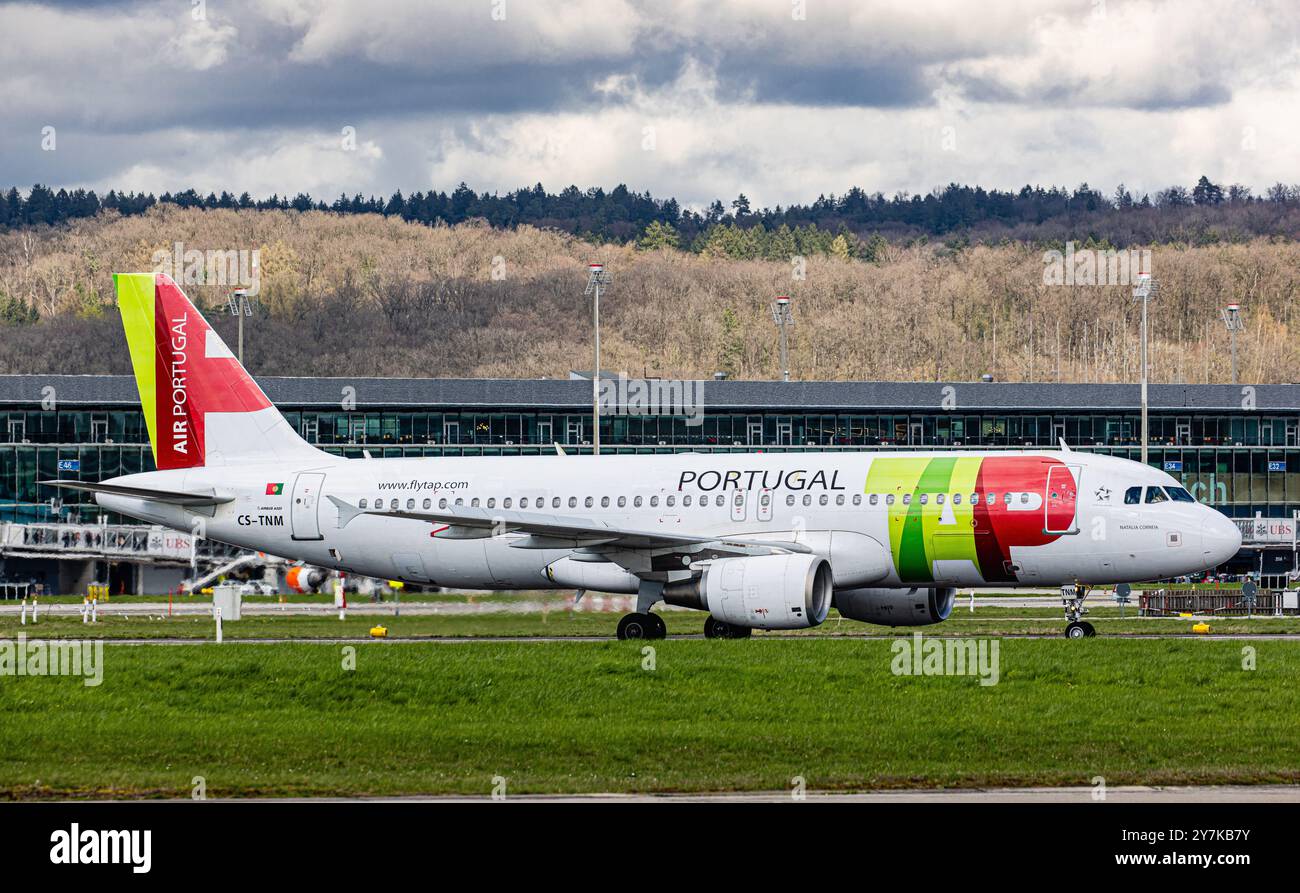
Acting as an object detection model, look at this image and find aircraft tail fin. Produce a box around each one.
[114,272,323,469]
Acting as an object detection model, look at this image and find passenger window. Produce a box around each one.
[683,495,692,506]
[667,495,676,507]
[391,499,400,510]
[953,493,961,505]
[936,493,944,504]
[919,493,928,505]
[903,494,912,505]
[836,494,845,506]
[634,496,643,507]
[1003,493,1012,505]
[568,497,577,508]
[359,498,368,509]
[422,498,431,510]
[601,496,610,508]
[518,497,527,508]
[852,494,861,506]
[486,498,495,509]
[716,495,725,506]
[455,498,464,506]
[617,496,627,508]
[1124,486,1142,504]
[584,496,593,508]
[986,493,996,505]
[503,498,512,509]
[650,496,659,507]
[762,493,772,506]
[819,494,828,506]
[406,499,416,510]
[470,498,480,508]
[439,498,447,509]
[552,497,560,508]
[1145,487,1168,504]
[786,495,796,506]
[803,494,812,506]
[885,494,894,505]
[1020,492,1029,504]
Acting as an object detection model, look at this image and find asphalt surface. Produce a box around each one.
[236,785,1300,803]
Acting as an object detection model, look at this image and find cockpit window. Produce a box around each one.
[1124,486,1142,505]
[1144,487,1168,504]
[1166,486,1196,503]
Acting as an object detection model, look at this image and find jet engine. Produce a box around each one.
[664,553,833,630]
[833,586,956,626]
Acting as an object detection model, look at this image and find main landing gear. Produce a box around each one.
[616,612,667,640]
[1061,584,1096,638]
[616,581,669,640]
[703,615,752,639]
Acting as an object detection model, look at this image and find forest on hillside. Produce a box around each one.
[4,174,1300,249]
[0,204,1297,385]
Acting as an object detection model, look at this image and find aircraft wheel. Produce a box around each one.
[1081,621,1097,637]
[705,616,752,639]
[617,613,653,640]
[1065,621,1088,639]
[647,612,667,639]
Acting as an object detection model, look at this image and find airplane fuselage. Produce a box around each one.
[98,449,1242,591]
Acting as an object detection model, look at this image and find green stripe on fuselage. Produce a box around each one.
[865,455,987,584]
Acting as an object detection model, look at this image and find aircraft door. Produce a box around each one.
[730,489,747,522]
[290,472,326,541]
[1044,465,1081,535]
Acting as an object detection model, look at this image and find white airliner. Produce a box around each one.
[48,274,1241,639]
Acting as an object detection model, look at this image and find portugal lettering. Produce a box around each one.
[169,315,188,455]
[678,469,844,491]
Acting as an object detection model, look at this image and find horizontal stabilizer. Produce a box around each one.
[42,479,233,507]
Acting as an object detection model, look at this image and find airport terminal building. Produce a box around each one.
[3,374,1299,526]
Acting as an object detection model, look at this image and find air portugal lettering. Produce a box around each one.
[156,311,193,468]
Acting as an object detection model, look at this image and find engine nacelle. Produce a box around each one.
[665,554,833,630]
[833,586,956,627]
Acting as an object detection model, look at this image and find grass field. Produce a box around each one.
[1,636,1298,799]
[3,606,1300,640]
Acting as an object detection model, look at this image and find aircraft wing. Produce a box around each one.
[327,495,809,556]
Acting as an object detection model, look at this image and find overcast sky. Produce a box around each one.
[2,0,1297,209]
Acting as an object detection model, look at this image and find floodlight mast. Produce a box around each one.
[1220,302,1245,385]
[1133,272,1157,465]
[227,287,253,365]
[584,263,610,455]
[770,296,795,382]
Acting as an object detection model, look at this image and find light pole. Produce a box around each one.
[770,296,795,382]
[227,287,254,365]
[584,263,610,455]
[1133,273,1157,465]
[1220,301,1245,385]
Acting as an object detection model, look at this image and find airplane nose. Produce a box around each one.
[1200,512,1242,568]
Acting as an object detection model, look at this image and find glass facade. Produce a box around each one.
[4,403,1299,523]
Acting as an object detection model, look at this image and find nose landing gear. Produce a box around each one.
[1061,584,1096,638]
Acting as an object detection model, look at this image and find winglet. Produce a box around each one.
[328,495,363,529]
[1058,437,1071,452]
[554,443,567,456]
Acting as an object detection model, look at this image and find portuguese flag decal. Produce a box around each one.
[265,482,284,495]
